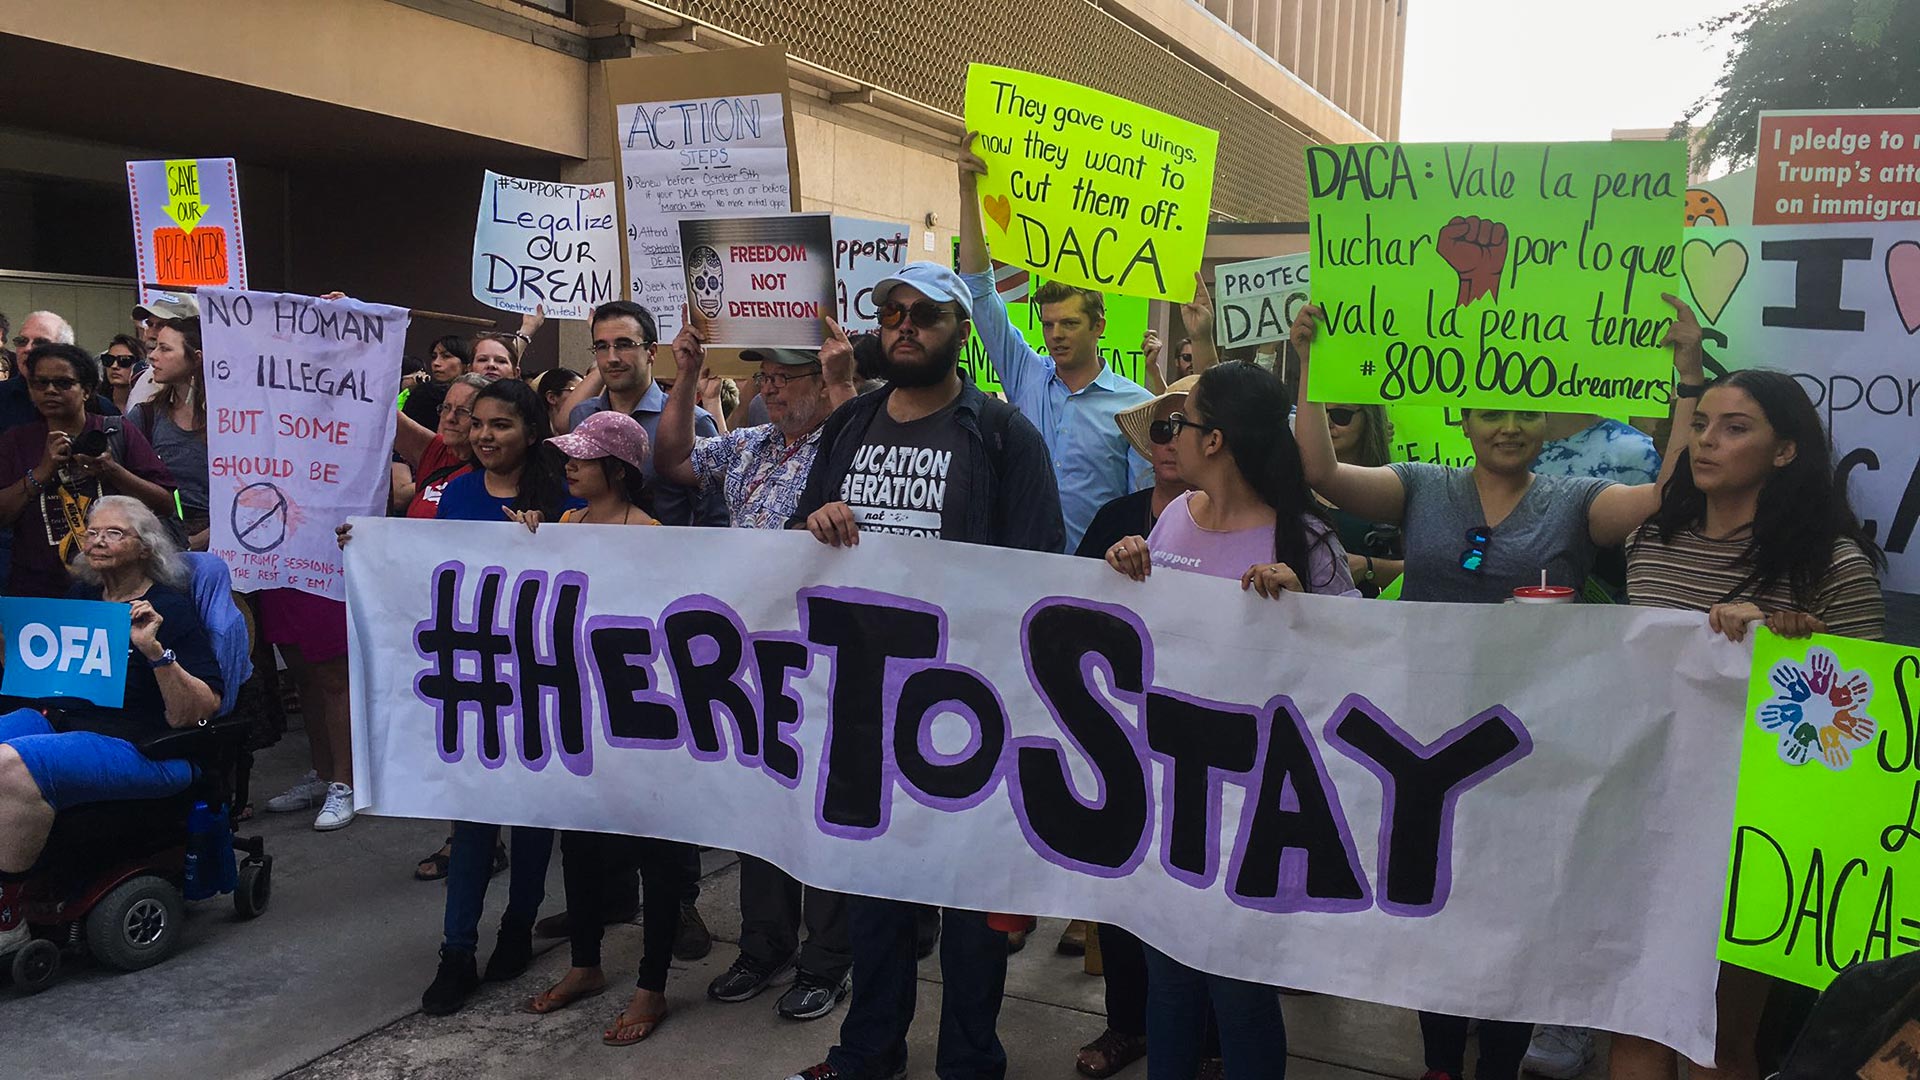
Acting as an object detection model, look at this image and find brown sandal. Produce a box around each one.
[602,1007,669,1045]
[524,981,606,1015]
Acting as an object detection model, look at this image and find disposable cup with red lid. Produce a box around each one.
[1512,570,1575,604]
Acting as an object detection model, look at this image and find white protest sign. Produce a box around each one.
[203,290,407,601]
[127,158,247,305]
[1678,220,1920,591]
[615,93,792,343]
[1215,253,1310,349]
[346,521,1748,1061]
[471,171,620,321]
[679,213,834,348]
[832,216,912,332]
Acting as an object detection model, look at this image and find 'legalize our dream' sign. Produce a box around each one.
[345,520,1749,1060]
[470,171,619,321]
[202,290,407,602]
[963,65,1218,303]
[1722,631,1920,989]
[1306,141,1687,413]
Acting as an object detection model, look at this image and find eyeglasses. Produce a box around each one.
[877,300,956,330]
[1149,412,1218,445]
[436,404,474,422]
[752,369,821,390]
[12,336,51,350]
[1459,526,1492,573]
[83,527,130,544]
[1326,407,1358,426]
[29,376,80,392]
[104,355,137,369]
[588,339,654,356]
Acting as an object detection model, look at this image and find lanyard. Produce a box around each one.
[740,435,812,507]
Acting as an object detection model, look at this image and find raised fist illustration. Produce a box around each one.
[1436,215,1508,306]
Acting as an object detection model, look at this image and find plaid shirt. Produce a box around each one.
[690,423,824,530]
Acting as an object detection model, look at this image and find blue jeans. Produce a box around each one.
[441,820,553,953]
[1144,945,1286,1080]
[828,900,1008,1080]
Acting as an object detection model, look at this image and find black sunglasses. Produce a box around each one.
[1459,526,1492,573]
[102,354,137,368]
[1149,412,1218,445]
[877,300,956,330]
[1326,407,1358,426]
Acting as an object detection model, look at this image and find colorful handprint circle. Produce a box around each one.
[1759,646,1876,771]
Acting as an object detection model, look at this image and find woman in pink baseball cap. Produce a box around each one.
[508,408,659,529]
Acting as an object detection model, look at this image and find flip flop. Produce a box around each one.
[413,837,453,881]
[524,982,607,1015]
[602,1007,670,1046]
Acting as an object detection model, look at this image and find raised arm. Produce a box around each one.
[393,408,435,468]
[957,131,1048,402]
[1180,271,1220,373]
[1588,293,1705,546]
[554,367,603,435]
[1289,304,1407,524]
[654,321,707,489]
[958,131,990,276]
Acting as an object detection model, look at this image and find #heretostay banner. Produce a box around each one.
[345,520,1748,1059]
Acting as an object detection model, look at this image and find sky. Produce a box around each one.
[1397,0,1751,142]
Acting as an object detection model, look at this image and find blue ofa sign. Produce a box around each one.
[0,597,130,708]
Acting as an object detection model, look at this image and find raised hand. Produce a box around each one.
[1806,652,1836,695]
[1757,701,1803,731]
[1180,271,1216,343]
[1288,303,1324,370]
[819,316,856,386]
[1435,216,1508,306]
[959,131,988,181]
[128,599,164,657]
[1771,663,1813,703]
[1832,707,1876,741]
[1660,294,1705,383]
[672,303,707,384]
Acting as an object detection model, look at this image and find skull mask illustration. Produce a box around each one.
[687,245,725,319]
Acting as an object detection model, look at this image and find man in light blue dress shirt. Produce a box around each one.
[956,136,1152,552]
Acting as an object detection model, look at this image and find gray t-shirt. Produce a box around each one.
[1387,462,1612,604]
[838,401,974,540]
[128,404,209,521]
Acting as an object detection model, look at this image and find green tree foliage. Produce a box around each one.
[1680,0,1919,168]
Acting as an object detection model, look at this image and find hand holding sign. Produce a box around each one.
[128,599,163,658]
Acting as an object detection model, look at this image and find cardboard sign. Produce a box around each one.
[0,597,130,708]
[1755,110,1920,225]
[471,171,620,321]
[200,289,408,602]
[963,64,1218,303]
[1305,141,1687,412]
[1216,254,1310,348]
[126,158,247,305]
[1676,220,1920,591]
[832,217,912,332]
[606,46,798,345]
[1721,631,1920,989]
[678,214,833,349]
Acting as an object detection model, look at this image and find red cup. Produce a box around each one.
[1512,585,1576,605]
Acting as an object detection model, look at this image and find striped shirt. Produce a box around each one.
[1624,525,1884,640]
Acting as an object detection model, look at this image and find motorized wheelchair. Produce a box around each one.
[1,553,273,993]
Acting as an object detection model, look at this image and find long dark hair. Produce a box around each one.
[1189,362,1340,589]
[1651,369,1884,603]
[153,317,206,431]
[593,457,656,517]
[472,380,570,517]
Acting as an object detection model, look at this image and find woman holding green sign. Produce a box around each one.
[1613,368,1882,1080]
[1289,296,1702,1080]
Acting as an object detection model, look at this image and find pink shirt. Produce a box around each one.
[1146,491,1360,596]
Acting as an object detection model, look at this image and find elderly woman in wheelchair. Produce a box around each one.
[0,496,226,954]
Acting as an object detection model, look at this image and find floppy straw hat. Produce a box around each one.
[1116,374,1202,461]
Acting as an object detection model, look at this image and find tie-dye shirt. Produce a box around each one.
[1533,418,1659,484]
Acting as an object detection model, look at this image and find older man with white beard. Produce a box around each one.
[653,316,861,1018]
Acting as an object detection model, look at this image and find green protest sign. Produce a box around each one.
[963,64,1218,303]
[1305,141,1686,412]
[1385,405,1474,468]
[1720,630,1920,988]
[958,283,1150,394]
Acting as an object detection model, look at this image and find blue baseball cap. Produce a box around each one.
[872,262,973,320]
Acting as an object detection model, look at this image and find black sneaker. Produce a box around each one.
[708,952,793,1002]
[777,969,851,1020]
[674,899,713,960]
[421,947,480,1016]
[483,922,533,982]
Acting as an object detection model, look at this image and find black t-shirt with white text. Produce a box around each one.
[838,401,975,540]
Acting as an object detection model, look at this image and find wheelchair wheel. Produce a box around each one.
[85,875,185,972]
[234,859,272,920]
[10,939,60,993]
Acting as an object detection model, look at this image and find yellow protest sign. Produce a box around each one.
[164,158,207,233]
[1721,630,1920,988]
[963,64,1218,303]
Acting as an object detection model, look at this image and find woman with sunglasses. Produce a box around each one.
[0,344,175,597]
[127,318,210,549]
[1104,361,1358,1080]
[1609,369,1881,1080]
[1321,403,1405,597]
[101,334,147,413]
[1289,298,1702,1080]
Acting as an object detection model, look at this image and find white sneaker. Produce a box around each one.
[0,919,28,956]
[265,770,327,813]
[1521,1024,1595,1079]
[313,782,355,832]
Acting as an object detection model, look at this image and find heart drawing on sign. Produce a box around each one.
[1681,237,1749,325]
[1886,240,1920,335]
[983,195,1012,233]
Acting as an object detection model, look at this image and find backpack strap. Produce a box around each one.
[975,397,1016,482]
